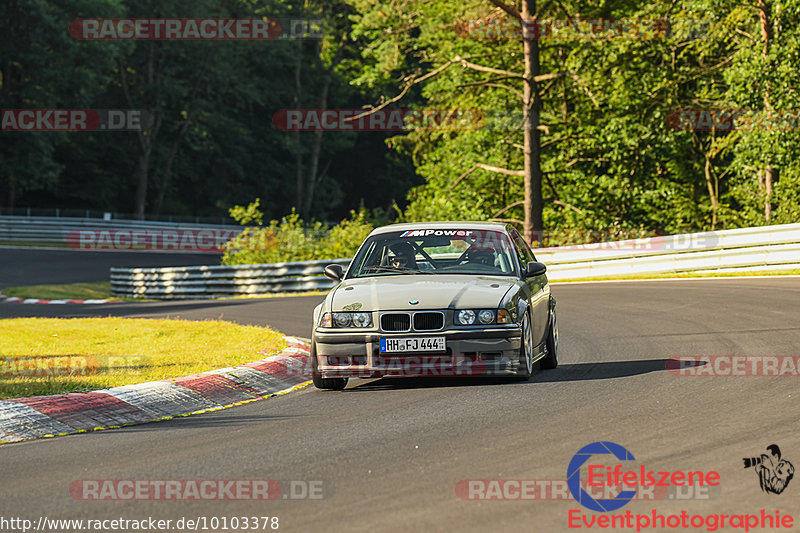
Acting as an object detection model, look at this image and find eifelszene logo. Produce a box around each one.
[566,441,721,513]
[743,444,794,494]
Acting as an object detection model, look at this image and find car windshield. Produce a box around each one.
[348,229,518,278]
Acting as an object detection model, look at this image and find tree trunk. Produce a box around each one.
[765,167,775,221]
[298,36,345,221]
[153,117,191,216]
[703,153,718,230]
[130,40,164,220]
[294,41,304,211]
[133,145,151,220]
[759,0,775,222]
[6,180,15,210]
[301,66,332,220]
[522,0,543,246]
[132,109,161,220]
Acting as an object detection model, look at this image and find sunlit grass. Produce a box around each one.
[0,318,286,399]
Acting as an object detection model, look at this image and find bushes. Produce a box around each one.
[221,200,374,265]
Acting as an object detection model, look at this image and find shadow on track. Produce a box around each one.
[345,358,681,391]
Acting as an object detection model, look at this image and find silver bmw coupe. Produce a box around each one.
[311,221,558,389]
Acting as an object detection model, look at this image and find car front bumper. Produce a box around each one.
[313,327,523,378]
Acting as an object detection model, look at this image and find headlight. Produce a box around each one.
[455,309,510,325]
[334,313,352,327]
[352,312,372,328]
[456,309,476,325]
[319,312,373,328]
[478,310,495,324]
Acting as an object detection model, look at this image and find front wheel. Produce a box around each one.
[311,339,348,390]
[515,311,534,380]
[541,309,559,370]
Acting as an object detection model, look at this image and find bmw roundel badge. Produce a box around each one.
[409,299,419,305]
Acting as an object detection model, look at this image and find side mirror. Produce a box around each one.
[324,264,344,281]
[525,261,547,278]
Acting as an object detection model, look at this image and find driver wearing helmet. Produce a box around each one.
[389,242,417,269]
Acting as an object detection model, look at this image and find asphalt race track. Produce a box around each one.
[2,277,800,532]
[0,248,220,289]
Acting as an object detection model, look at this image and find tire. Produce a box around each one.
[541,308,559,370]
[515,311,534,380]
[310,339,348,391]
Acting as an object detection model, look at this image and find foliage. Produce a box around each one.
[230,198,265,226]
[2,0,799,249]
[222,206,373,264]
[348,0,800,242]
[0,0,417,222]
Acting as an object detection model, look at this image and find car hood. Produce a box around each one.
[331,274,518,311]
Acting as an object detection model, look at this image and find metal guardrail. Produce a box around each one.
[0,208,235,225]
[536,223,800,280]
[109,223,800,299]
[0,215,243,252]
[110,259,352,299]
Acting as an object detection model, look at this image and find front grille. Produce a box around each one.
[381,313,411,331]
[413,312,444,331]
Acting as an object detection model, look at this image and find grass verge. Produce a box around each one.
[0,317,286,399]
[3,282,113,300]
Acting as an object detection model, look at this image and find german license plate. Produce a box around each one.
[380,337,446,353]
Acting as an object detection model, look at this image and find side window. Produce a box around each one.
[510,229,535,267]
[521,236,537,262]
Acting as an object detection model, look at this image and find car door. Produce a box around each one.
[510,229,549,347]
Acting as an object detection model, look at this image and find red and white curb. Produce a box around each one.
[0,337,311,445]
[0,294,121,304]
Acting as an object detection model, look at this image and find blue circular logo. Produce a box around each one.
[567,441,637,512]
[409,299,419,305]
